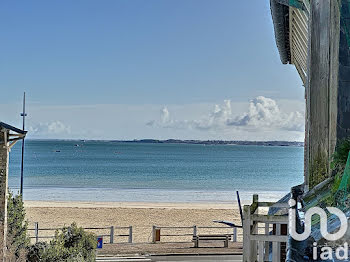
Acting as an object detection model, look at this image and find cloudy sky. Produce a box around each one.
[0,0,305,141]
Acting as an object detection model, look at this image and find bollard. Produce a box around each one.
[110,226,114,244]
[152,226,160,243]
[232,227,237,242]
[152,226,156,243]
[128,226,133,243]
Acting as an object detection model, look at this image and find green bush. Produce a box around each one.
[27,223,97,262]
[27,242,48,261]
[5,191,96,261]
[309,152,328,188]
[331,137,350,174]
[6,191,30,261]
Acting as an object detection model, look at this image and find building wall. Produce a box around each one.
[0,131,9,259]
[271,0,350,190]
[307,0,340,189]
[338,0,350,140]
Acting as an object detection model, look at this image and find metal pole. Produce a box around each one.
[128,226,132,243]
[232,227,237,242]
[20,92,27,197]
[34,222,39,243]
[236,191,243,224]
[110,226,114,244]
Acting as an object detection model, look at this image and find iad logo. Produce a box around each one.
[288,199,348,241]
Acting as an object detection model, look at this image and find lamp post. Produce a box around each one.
[20,92,27,197]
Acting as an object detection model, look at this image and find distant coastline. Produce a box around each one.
[28,139,304,147]
[123,139,304,147]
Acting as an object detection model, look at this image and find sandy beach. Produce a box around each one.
[24,201,243,243]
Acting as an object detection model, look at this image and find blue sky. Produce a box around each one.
[0,0,305,141]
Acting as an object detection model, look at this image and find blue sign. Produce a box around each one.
[97,236,103,249]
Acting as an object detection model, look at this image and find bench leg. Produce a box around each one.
[224,236,228,248]
[194,238,199,248]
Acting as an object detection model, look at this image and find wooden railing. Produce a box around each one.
[243,195,289,262]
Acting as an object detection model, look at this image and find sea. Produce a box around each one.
[8,140,304,203]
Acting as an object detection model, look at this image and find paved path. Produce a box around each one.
[97,255,243,262]
[151,254,242,261]
[97,242,243,257]
[96,257,151,262]
[96,241,243,261]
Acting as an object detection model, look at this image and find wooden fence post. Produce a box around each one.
[264,223,270,261]
[34,222,39,244]
[258,241,264,262]
[152,226,156,243]
[253,194,259,207]
[243,205,251,262]
[272,241,279,262]
[276,224,281,260]
[251,195,258,260]
[128,226,133,243]
[110,226,114,244]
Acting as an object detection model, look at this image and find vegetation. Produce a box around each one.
[308,138,350,189]
[331,172,342,194]
[331,137,350,174]
[6,190,97,261]
[6,192,30,261]
[307,138,350,208]
[309,152,329,189]
[27,223,97,262]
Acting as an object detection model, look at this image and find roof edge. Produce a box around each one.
[270,0,291,64]
[0,122,27,134]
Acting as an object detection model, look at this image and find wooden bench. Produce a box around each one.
[192,234,231,248]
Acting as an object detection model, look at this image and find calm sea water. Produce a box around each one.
[8,140,304,203]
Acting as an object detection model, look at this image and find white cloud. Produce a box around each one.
[147,106,191,129]
[148,96,305,134]
[28,121,71,137]
[192,99,232,130]
[227,96,304,131]
[160,107,170,124]
[0,98,305,141]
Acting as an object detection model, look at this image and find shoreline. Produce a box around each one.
[17,188,287,203]
[24,200,249,210]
